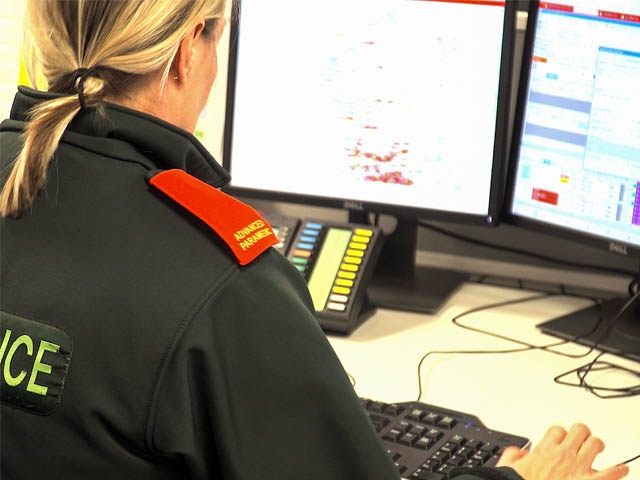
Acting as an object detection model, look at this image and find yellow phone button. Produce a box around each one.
[343,257,362,265]
[352,235,370,244]
[332,286,351,295]
[340,263,359,272]
[338,271,356,280]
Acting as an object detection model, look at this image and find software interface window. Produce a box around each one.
[511,3,640,248]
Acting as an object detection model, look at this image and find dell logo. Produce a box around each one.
[343,201,365,211]
[609,242,628,256]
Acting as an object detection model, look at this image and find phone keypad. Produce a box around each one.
[271,217,382,333]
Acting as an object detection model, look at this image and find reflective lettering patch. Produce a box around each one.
[234,219,275,251]
[0,311,72,415]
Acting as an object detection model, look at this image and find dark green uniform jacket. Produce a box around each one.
[0,88,523,480]
[0,87,395,479]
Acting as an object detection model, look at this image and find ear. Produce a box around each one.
[172,21,207,82]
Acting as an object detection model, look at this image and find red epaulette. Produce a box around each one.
[149,169,279,265]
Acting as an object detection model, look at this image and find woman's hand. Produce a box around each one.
[496,423,629,480]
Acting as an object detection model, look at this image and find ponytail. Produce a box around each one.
[0,73,105,218]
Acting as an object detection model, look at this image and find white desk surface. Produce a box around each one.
[327,282,640,476]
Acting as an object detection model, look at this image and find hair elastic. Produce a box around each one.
[70,67,100,110]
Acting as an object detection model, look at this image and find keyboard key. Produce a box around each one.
[393,421,412,433]
[409,424,429,437]
[439,442,457,455]
[425,429,443,442]
[457,446,476,458]
[438,464,456,474]
[480,441,499,454]
[465,439,484,450]
[437,416,457,429]
[414,437,434,450]
[367,413,389,432]
[421,459,440,471]
[411,469,444,479]
[471,451,491,463]
[368,401,386,413]
[430,451,449,464]
[447,455,466,466]
[407,408,427,422]
[399,433,420,446]
[384,403,406,416]
[383,428,404,442]
[449,434,466,445]
[422,412,440,425]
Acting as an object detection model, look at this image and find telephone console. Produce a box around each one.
[264,213,384,334]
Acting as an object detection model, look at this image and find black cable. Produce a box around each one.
[417,284,640,400]
[552,290,640,399]
[628,274,640,296]
[418,221,637,279]
[450,291,603,359]
[415,294,540,400]
[415,346,536,402]
[554,353,640,399]
[450,284,640,397]
[415,291,599,402]
[591,289,640,350]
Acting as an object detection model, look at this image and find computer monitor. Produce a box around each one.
[506,0,640,361]
[223,0,517,313]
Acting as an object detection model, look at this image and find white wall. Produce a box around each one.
[195,10,233,163]
[0,1,24,117]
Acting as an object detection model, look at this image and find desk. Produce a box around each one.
[327,282,640,476]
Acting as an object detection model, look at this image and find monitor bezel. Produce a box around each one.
[222,0,519,228]
[503,0,640,262]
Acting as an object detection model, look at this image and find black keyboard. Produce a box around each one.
[361,398,530,479]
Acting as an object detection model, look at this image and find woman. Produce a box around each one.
[0,1,628,479]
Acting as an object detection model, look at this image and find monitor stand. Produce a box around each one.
[537,296,640,363]
[368,266,469,314]
[350,213,468,313]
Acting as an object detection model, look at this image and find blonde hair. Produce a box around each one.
[1,0,229,218]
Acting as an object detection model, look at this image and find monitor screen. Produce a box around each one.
[223,0,516,312]
[224,0,513,222]
[507,0,640,361]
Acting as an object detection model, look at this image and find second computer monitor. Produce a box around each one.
[507,0,640,361]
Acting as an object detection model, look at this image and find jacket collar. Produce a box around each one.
[9,86,231,188]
